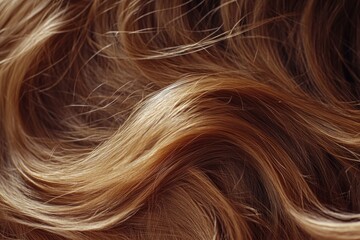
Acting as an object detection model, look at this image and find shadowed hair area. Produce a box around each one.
[0,0,359,239]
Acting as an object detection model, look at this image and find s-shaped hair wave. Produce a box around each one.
[0,0,359,239]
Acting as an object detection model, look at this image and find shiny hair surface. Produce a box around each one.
[0,0,359,239]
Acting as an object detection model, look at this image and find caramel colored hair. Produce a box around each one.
[0,0,359,239]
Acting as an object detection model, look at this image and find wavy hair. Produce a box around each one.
[0,0,359,239]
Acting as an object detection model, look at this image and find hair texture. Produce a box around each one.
[0,0,360,239]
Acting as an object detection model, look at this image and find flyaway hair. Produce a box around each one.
[0,0,359,239]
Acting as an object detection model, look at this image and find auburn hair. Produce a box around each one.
[0,0,359,239]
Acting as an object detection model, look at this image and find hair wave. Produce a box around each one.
[0,0,359,239]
